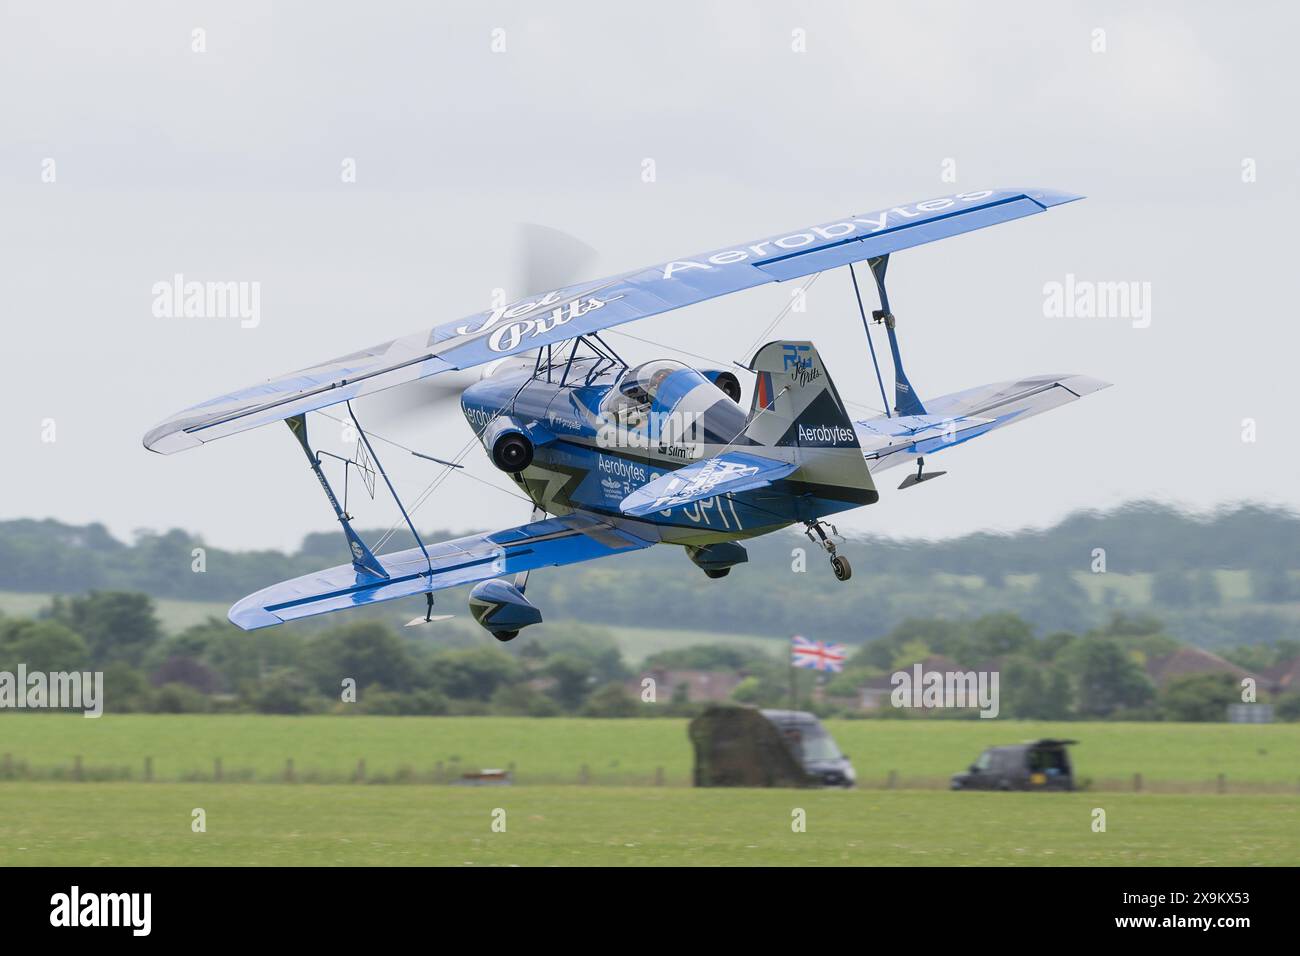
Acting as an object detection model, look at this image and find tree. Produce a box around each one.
[1251,567,1296,602]
[1276,691,1300,722]
[151,656,219,694]
[644,644,759,671]
[0,618,89,672]
[427,647,521,701]
[1159,672,1239,722]
[540,626,629,683]
[309,622,417,695]
[968,613,1036,659]
[582,682,639,717]
[152,682,211,713]
[1000,660,1073,719]
[1066,638,1155,718]
[45,591,162,667]
[1151,570,1194,607]
[1025,572,1093,634]
[490,683,560,717]
[253,668,317,714]
[544,654,595,711]
[1192,570,1222,607]
[188,619,306,691]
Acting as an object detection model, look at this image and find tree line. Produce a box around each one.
[2,591,1297,722]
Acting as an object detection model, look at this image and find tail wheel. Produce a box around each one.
[831,555,852,581]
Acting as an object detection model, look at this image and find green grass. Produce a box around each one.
[6,715,1300,790]
[0,784,1293,866]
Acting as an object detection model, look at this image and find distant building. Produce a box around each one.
[1143,646,1259,690]
[857,654,963,712]
[626,668,742,704]
[1262,657,1300,695]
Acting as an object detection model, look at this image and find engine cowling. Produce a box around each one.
[481,415,535,473]
[468,580,543,641]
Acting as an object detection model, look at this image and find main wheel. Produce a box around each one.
[831,555,852,581]
[493,630,520,642]
[704,568,730,579]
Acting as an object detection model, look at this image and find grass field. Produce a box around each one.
[0,784,1294,866]
[5,714,1300,790]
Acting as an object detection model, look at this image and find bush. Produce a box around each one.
[1158,672,1240,722]
[252,669,320,715]
[152,682,211,714]
[581,682,639,717]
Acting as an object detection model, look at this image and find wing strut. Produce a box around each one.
[849,262,893,418]
[865,255,928,417]
[285,414,390,579]
[285,406,436,581]
[346,402,433,574]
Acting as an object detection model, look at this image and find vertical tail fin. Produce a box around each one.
[746,341,877,506]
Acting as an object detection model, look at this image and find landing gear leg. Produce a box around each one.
[423,591,435,623]
[804,520,852,582]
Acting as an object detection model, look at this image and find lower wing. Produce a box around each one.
[229,513,653,630]
[855,373,1109,472]
[620,451,796,517]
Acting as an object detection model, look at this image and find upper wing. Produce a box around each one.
[619,451,796,517]
[228,513,653,630]
[855,373,1110,472]
[145,187,1082,454]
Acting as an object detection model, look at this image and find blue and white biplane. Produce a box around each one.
[145,187,1108,639]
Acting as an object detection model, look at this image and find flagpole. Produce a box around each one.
[789,634,798,710]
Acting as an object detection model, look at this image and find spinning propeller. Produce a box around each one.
[364,223,597,428]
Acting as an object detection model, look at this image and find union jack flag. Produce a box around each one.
[790,635,847,673]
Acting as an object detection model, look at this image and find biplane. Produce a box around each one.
[145,187,1108,639]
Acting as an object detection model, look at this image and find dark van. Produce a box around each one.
[760,709,857,788]
[950,738,1077,791]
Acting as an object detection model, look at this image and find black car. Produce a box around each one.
[950,738,1077,791]
[760,709,857,788]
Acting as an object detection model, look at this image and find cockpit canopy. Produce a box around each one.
[604,360,710,424]
[613,360,692,410]
[601,359,748,445]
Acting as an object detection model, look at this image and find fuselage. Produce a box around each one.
[459,355,870,546]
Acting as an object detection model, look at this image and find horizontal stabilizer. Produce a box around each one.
[620,451,796,517]
[228,513,653,630]
[856,373,1109,473]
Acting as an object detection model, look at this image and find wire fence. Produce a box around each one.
[2,754,1298,793]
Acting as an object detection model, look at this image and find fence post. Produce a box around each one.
[887,770,898,790]
[579,764,590,785]
[1133,772,1142,793]
[654,766,665,787]
[1217,773,1226,794]
[284,758,295,783]
[355,758,366,783]
[144,756,153,782]
[73,755,83,782]
[434,760,444,783]
[214,757,222,782]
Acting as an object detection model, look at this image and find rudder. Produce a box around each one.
[746,341,877,506]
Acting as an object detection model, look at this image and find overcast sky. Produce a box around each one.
[2,0,1296,552]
